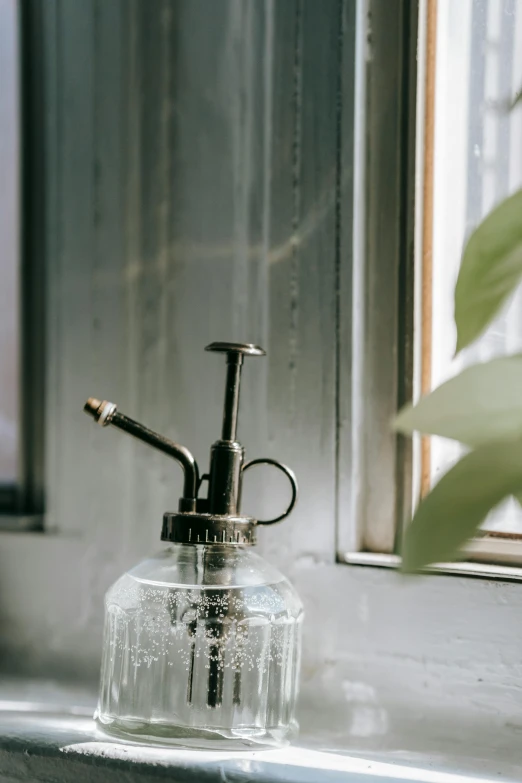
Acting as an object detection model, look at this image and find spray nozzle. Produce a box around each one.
[84,342,297,545]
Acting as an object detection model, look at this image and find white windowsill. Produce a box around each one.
[339,551,522,580]
[0,696,520,783]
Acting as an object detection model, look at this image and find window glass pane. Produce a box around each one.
[431,0,522,533]
[0,0,20,486]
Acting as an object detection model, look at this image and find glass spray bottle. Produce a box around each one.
[84,342,303,748]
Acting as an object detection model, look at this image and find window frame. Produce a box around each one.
[338,0,522,576]
[0,0,45,529]
[337,0,418,560]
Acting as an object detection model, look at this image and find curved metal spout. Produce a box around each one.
[84,398,199,507]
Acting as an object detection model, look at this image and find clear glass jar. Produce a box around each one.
[95,544,303,748]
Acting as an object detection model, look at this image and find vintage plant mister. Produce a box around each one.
[84,343,303,748]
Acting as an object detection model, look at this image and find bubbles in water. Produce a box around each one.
[98,573,302,741]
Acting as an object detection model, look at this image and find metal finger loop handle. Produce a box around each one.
[241,458,298,525]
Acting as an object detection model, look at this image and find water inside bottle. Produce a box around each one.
[96,569,302,748]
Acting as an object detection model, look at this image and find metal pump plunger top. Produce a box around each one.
[84,342,297,545]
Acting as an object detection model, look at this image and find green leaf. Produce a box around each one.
[394,354,522,447]
[402,439,522,572]
[511,90,522,110]
[455,189,522,353]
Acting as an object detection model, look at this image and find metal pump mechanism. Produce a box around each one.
[84,342,297,545]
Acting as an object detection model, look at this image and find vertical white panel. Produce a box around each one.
[430,0,473,484]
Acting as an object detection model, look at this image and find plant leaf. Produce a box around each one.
[511,89,522,110]
[394,354,522,446]
[402,439,522,572]
[455,188,522,353]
